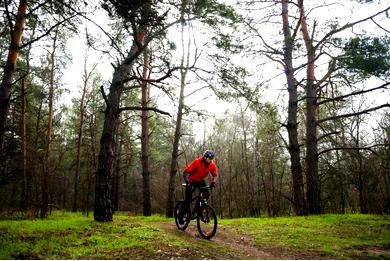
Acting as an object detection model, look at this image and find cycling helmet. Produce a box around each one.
[203,150,215,159]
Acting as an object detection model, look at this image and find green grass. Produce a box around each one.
[0,212,389,259]
[0,212,177,259]
[220,214,390,259]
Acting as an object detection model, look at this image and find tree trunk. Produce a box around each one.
[34,86,43,214]
[166,14,190,217]
[41,29,58,218]
[0,0,28,147]
[299,0,321,214]
[84,103,98,217]
[73,54,95,212]
[19,77,28,211]
[281,0,307,215]
[19,22,36,212]
[357,171,368,214]
[94,32,145,222]
[355,116,368,214]
[141,47,151,216]
[239,107,255,216]
[72,61,88,212]
[112,123,121,212]
[166,74,185,217]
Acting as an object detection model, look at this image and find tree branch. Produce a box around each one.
[315,6,390,50]
[318,82,390,106]
[19,14,78,49]
[371,17,390,34]
[4,0,14,38]
[118,106,171,116]
[55,0,125,58]
[316,58,336,89]
[100,85,108,106]
[28,0,51,15]
[318,143,389,156]
[317,131,340,142]
[143,66,182,83]
[318,103,390,124]
[245,20,284,56]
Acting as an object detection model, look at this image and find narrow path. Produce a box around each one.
[159,222,288,259]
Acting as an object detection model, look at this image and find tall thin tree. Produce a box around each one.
[0,0,28,148]
[141,46,151,216]
[166,1,192,218]
[281,0,307,215]
[72,50,97,212]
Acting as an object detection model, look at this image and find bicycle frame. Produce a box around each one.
[174,184,217,239]
[188,187,208,219]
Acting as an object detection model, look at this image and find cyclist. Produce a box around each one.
[179,150,218,222]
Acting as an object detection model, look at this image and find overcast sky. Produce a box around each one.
[62,1,390,141]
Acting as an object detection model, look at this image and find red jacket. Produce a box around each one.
[184,157,218,183]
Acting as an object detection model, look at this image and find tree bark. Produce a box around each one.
[41,29,58,218]
[240,107,255,216]
[165,71,185,217]
[72,55,92,212]
[299,0,321,214]
[281,0,307,215]
[19,77,28,211]
[94,32,145,222]
[141,48,151,216]
[0,0,28,148]
[166,13,190,217]
[355,116,368,214]
[112,126,121,212]
[84,99,99,217]
[19,20,36,212]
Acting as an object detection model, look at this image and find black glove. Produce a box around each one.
[210,182,216,188]
[183,172,190,184]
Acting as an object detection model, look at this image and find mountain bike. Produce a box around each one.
[174,184,217,239]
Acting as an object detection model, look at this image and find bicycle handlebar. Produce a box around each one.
[181,183,213,190]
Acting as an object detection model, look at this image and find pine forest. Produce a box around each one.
[1,0,390,222]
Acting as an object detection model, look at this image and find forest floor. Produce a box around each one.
[155,222,332,260]
[0,212,389,259]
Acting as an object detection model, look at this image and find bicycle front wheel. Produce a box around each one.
[196,204,217,239]
[174,201,190,230]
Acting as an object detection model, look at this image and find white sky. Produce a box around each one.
[62,1,390,141]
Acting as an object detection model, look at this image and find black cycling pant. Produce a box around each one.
[184,180,209,204]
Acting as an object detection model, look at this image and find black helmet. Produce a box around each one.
[203,150,215,159]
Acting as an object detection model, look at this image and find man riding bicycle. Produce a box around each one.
[175,150,219,238]
[182,150,219,211]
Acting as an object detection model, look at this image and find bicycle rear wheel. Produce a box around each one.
[196,204,217,239]
[174,201,190,230]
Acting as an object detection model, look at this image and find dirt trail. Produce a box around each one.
[158,222,293,259]
[212,225,285,259]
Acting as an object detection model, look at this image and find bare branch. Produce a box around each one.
[317,131,340,142]
[316,58,336,89]
[118,106,171,117]
[28,0,51,15]
[245,20,284,56]
[318,103,390,124]
[20,14,78,49]
[184,85,209,98]
[318,82,390,106]
[4,0,14,37]
[54,0,125,58]
[100,85,108,106]
[318,143,389,156]
[315,6,390,50]
[371,17,390,34]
